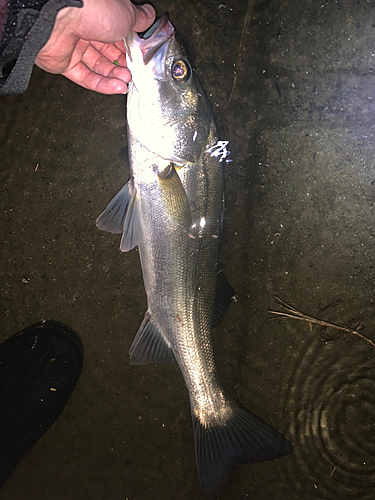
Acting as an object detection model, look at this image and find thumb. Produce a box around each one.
[132,4,156,33]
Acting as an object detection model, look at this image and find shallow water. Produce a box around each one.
[1,0,374,498]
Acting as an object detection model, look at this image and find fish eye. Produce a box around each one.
[172,60,191,83]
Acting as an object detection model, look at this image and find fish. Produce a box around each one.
[96,14,292,492]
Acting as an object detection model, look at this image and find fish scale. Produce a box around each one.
[96,14,292,492]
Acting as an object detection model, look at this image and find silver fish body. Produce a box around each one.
[97,15,291,491]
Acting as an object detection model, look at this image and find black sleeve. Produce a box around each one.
[0,0,83,95]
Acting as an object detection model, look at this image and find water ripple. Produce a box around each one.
[280,326,375,499]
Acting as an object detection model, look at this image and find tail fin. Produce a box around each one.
[192,400,292,492]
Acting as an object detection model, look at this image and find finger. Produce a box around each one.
[62,62,129,94]
[36,36,87,75]
[113,50,127,67]
[90,41,127,67]
[114,40,126,54]
[131,3,156,33]
[81,44,131,83]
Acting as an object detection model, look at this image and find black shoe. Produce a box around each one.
[0,321,83,488]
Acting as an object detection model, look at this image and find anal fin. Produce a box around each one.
[129,312,174,365]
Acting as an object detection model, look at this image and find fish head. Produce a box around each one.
[125,15,212,164]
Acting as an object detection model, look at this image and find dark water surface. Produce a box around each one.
[1,0,375,498]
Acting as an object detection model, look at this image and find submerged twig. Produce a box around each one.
[228,0,255,103]
[269,295,375,348]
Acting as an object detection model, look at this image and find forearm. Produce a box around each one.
[0,0,82,95]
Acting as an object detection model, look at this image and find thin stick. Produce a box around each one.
[228,0,254,103]
[269,295,375,348]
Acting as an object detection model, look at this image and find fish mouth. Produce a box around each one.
[138,15,169,40]
[125,14,175,65]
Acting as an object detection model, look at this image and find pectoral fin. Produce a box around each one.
[157,163,192,226]
[96,180,141,252]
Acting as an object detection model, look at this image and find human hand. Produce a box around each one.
[35,0,155,94]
